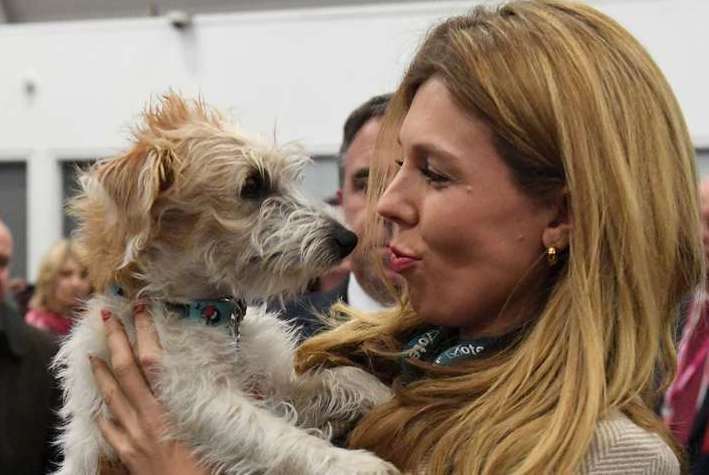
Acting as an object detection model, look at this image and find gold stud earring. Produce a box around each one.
[546,247,558,266]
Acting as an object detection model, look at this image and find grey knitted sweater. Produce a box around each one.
[579,412,679,474]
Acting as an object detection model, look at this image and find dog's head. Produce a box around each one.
[72,94,356,301]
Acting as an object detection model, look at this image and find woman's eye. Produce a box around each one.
[421,166,449,185]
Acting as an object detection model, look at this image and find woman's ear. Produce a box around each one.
[542,191,572,251]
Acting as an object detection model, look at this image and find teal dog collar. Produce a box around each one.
[167,298,247,333]
[109,284,247,344]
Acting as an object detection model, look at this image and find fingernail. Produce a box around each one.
[100,309,111,322]
[133,302,146,313]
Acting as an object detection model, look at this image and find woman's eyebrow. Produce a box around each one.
[409,142,461,167]
[398,130,458,161]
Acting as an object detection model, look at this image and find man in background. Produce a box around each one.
[0,218,61,474]
[281,94,403,338]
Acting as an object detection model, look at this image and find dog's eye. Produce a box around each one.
[240,171,269,200]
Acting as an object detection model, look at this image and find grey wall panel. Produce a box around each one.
[0,162,28,280]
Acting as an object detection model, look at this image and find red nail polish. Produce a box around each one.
[100,309,111,322]
[134,302,146,313]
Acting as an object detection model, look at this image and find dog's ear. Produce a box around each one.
[98,143,176,209]
[89,143,177,286]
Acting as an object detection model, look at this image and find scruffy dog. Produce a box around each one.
[53,95,397,474]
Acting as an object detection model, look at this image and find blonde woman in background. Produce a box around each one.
[26,239,91,337]
[85,1,702,473]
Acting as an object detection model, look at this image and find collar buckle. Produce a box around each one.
[227,299,247,347]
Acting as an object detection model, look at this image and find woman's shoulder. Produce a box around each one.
[579,412,680,474]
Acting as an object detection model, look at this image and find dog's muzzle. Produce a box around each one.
[331,223,358,259]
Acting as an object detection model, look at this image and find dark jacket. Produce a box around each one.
[276,276,349,341]
[0,299,61,475]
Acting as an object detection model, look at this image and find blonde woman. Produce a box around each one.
[26,239,91,336]
[87,1,702,473]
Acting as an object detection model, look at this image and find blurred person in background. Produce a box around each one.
[0,217,61,474]
[0,219,11,304]
[663,178,709,474]
[25,239,91,337]
[280,93,404,339]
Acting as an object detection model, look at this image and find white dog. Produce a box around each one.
[53,95,398,474]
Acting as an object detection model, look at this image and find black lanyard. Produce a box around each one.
[400,325,521,382]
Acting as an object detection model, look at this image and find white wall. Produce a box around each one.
[0,0,707,280]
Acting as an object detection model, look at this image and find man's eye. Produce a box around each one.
[353,177,368,192]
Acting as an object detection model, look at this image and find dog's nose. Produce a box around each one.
[332,225,358,258]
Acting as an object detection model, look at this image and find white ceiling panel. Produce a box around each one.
[0,0,425,23]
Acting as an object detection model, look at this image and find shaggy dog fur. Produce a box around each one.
[52,95,397,474]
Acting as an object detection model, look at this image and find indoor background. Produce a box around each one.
[0,0,707,282]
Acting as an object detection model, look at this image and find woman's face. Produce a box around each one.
[53,257,91,314]
[377,78,557,338]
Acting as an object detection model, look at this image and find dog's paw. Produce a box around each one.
[325,448,400,474]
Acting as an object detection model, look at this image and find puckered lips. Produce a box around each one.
[387,244,421,273]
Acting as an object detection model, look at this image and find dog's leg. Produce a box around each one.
[236,308,301,394]
[238,310,392,439]
[53,407,105,475]
[53,347,101,475]
[163,385,399,475]
[52,312,116,475]
[290,366,393,440]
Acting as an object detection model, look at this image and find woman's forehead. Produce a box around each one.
[399,79,495,161]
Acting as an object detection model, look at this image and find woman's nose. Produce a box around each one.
[376,169,417,227]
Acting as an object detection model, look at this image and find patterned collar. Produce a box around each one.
[110,285,247,344]
[166,298,247,342]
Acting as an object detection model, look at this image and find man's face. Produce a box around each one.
[341,118,381,239]
[340,118,401,303]
[0,224,13,302]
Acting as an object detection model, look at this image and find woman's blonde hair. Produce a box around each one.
[30,239,88,313]
[296,1,703,473]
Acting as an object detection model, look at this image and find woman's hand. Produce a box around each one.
[90,304,209,475]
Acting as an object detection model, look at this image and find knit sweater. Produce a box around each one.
[410,412,678,474]
[579,412,679,474]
